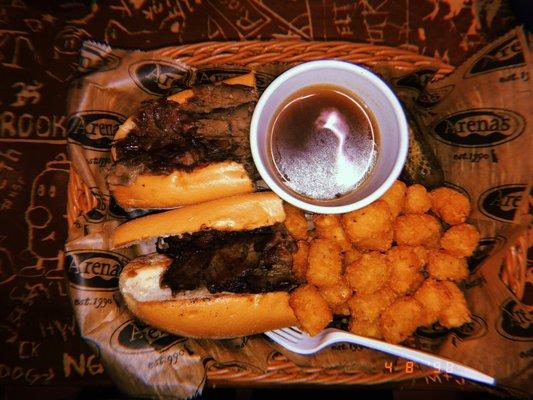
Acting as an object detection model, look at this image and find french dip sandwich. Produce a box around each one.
[107,74,258,210]
[112,192,300,338]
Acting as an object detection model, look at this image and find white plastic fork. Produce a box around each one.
[265,327,495,386]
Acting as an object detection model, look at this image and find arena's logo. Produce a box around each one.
[468,236,506,273]
[416,85,455,108]
[67,111,125,149]
[79,45,120,73]
[431,109,524,148]
[466,36,526,78]
[496,298,532,341]
[394,68,436,93]
[108,195,129,219]
[415,315,488,345]
[129,61,190,96]
[450,314,488,342]
[66,251,129,290]
[110,319,186,353]
[478,184,527,223]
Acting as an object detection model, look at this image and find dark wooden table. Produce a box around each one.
[0,0,520,396]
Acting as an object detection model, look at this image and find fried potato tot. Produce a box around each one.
[353,228,393,252]
[306,239,343,287]
[345,251,390,295]
[409,246,428,267]
[289,284,333,336]
[441,223,480,258]
[319,280,353,308]
[343,246,363,268]
[283,202,309,240]
[403,184,432,214]
[380,180,406,218]
[439,282,471,328]
[414,279,452,325]
[313,214,352,252]
[347,287,396,322]
[427,250,468,282]
[380,297,424,344]
[386,246,424,295]
[394,214,442,248]
[342,200,393,244]
[430,187,470,225]
[292,240,309,283]
[348,318,382,339]
[333,302,351,316]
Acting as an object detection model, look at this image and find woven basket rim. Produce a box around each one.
[160,40,454,77]
[67,39,454,387]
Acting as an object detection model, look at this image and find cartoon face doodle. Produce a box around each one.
[25,155,69,260]
[0,245,15,284]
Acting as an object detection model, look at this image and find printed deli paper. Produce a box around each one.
[65,28,531,399]
[414,28,532,391]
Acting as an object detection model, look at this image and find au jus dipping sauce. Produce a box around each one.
[268,85,379,202]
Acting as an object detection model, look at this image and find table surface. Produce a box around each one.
[0,0,519,390]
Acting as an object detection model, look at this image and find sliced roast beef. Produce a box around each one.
[157,224,297,295]
[181,83,257,113]
[108,82,258,187]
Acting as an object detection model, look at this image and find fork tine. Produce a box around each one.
[276,329,301,342]
[287,326,305,336]
[270,329,299,343]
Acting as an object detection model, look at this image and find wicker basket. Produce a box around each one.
[67,40,453,387]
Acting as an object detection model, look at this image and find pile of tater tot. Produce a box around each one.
[284,182,480,344]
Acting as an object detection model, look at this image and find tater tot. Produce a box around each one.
[341,200,393,244]
[333,302,351,316]
[292,240,309,283]
[414,279,452,325]
[313,214,352,252]
[353,228,393,252]
[386,246,424,295]
[283,202,309,240]
[409,246,428,267]
[319,280,353,308]
[348,318,382,339]
[427,250,469,282]
[345,251,390,295]
[438,282,471,328]
[403,184,432,214]
[380,297,424,343]
[289,284,333,336]
[426,250,468,282]
[430,187,470,225]
[347,287,396,322]
[441,223,480,258]
[380,180,406,218]
[394,214,442,248]
[343,246,363,268]
[306,239,343,287]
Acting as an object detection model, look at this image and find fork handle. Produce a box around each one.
[332,332,495,385]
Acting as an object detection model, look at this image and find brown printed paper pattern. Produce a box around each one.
[63,29,531,398]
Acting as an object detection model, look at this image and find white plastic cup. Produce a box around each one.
[250,60,408,214]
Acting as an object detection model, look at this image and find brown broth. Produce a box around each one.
[268,84,379,201]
